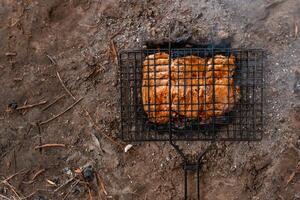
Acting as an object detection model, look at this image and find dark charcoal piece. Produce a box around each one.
[8,100,18,109]
[82,165,94,182]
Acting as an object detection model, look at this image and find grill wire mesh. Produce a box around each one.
[120,48,263,142]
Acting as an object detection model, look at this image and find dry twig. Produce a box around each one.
[46,179,57,186]
[2,180,22,200]
[40,97,83,125]
[22,169,45,184]
[36,122,42,154]
[57,72,76,99]
[295,22,298,39]
[53,177,75,193]
[5,52,17,56]
[0,194,11,200]
[2,169,26,182]
[88,187,93,200]
[110,27,124,40]
[109,40,118,64]
[286,171,296,187]
[31,169,45,180]
[46,54,57,65]
[34,144,66,150]
[42,95,65,111]
[62,179,80,200]
[16,100,47,110]
[96,173,108,196]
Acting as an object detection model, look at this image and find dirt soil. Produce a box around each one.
[1,0,300,200]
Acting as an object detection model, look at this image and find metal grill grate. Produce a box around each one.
[120,47,263,142]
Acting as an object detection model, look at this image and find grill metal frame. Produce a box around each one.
[120,47,264,142]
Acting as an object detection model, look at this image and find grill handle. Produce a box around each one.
[170,140,213,200]
[183,162,201,200]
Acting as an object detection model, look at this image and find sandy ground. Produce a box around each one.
[0,0,300,199]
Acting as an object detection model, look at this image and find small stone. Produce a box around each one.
[8,100,18,109]
[63,167,73,176]
[82,165,94,182]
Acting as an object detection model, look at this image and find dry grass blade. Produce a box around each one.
[34,144,66,150]
[40,97,83,125]
[16,100,47,110]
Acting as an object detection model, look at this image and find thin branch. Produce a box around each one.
[46,54,57,65]
[2,169,26,182]
[42,95,65,111]
[96,172,108,196]
[53,177,75,193]
[110,40,118,64]
[32,169,45,180]
[0,194,11,200]
[62,180,79,200]
[22,168,45,184]
[16,100,47,110]
[40,97,83,125]
[1,180,22,200]
[56,72,76,100]
[110,27,124,40]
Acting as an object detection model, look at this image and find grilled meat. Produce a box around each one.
[142,53,240,124]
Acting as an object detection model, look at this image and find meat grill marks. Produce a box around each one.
[142,53,240,124]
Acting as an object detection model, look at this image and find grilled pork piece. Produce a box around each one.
[142,53,240,124]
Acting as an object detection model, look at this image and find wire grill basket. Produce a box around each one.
[120,47,263,142]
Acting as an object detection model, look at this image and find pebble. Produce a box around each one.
[83,165,94,182]
[63,167,73,176]
[8,100,18,109]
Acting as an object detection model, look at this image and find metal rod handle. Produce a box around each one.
[183,163,201,200]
